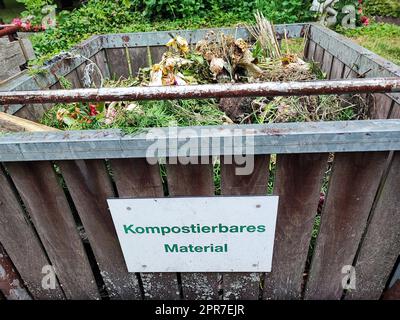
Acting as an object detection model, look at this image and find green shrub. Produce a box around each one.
[27,0,314,63]
[131,0,313,23]
[365,0,400,18]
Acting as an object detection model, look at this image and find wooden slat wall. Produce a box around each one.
[305,40,316,61]
[369,94,394,120]
[105,48,130,80]
[65,69,83,89]
[0,166,64,299]
[5,161,100,299]
[166,160,219,300]
[330,57,345,80]
[220,155,270,300]
[390,102,400,119]
[110,158,181,300]
[264,153,328,299]
[149,46,167,66]
[345,152,400,300]
[0,243,31,300]
[127,47,148,77]
[304,152,388,300]
[93,49,111,80]
[58,160,141,299]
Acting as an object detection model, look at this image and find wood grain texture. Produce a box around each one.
[382,280,400,300]
[305,152,388,300]
[93,49,110,81]
[0,39,25,81]
[166,160,219,300]
[105,48,129,79]
[0,111,59,132]
[128,47,148,77]
[0,166,64,299]
[390,102,400,119]
[75,62,88,88]
[13,104,49,122]
[0,243,31,300]
[343,65,359,79]
[58,159,141,299]
[329,57,345,79]
[321,51,334,79]
[345,152,400,300]
[110,158,180,300]
[149,46,167,66]
[369,93,394,119]
[313,44,324,66]
[65,70,82,88]
[264,153,328,300]
[5,161,100,299]
[305,40,316,61]
[220,155,270,300]
[19,39,36,61]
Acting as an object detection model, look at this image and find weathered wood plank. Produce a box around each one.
[13,104,49,122]
[166,159,219,300]
[19,39,36,61]
[0,165,65,299]
[383,280,400,300]
[128,47,148,77]
[93,49,110,81]
[5,161,100,299]
[0,39,25,81]
[220,155,270,300]
[330,57,345,79]
[263,153,328,299]
[305,152,388,300]
[0,243,31,300]
[0,111,59,132]
[369,93,394,119]
[343,65,359,79]
[305,40,316,61]
[321,51,334,79]
[105,48,129,79]
[75,62,89,88]
[345,152,400,300]
[149,46,167,65]
[313,44,324,66]
[390,102,400,119]
[58,159,142,299]
[65,69,83,89]
[110,158,180,300]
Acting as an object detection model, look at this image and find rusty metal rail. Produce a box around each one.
[0,77,399,105]
[0,26,19,38]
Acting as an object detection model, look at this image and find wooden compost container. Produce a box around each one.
[0,23,399,300]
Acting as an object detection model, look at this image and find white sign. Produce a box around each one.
[107,196,279,273]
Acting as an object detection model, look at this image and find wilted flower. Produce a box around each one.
[360,16,369,26]
[105,103,117,124]
[149,64,163,86]
[166,36,189,55]
[89,104,98,116]
[12,18,22,27]
[56,108,69,122]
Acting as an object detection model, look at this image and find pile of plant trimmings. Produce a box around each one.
[41,12,367,133]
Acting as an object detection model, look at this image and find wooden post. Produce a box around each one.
[0,111,59,132]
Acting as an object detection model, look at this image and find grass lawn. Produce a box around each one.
[338,23,400,65]
[0,0,24,23]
